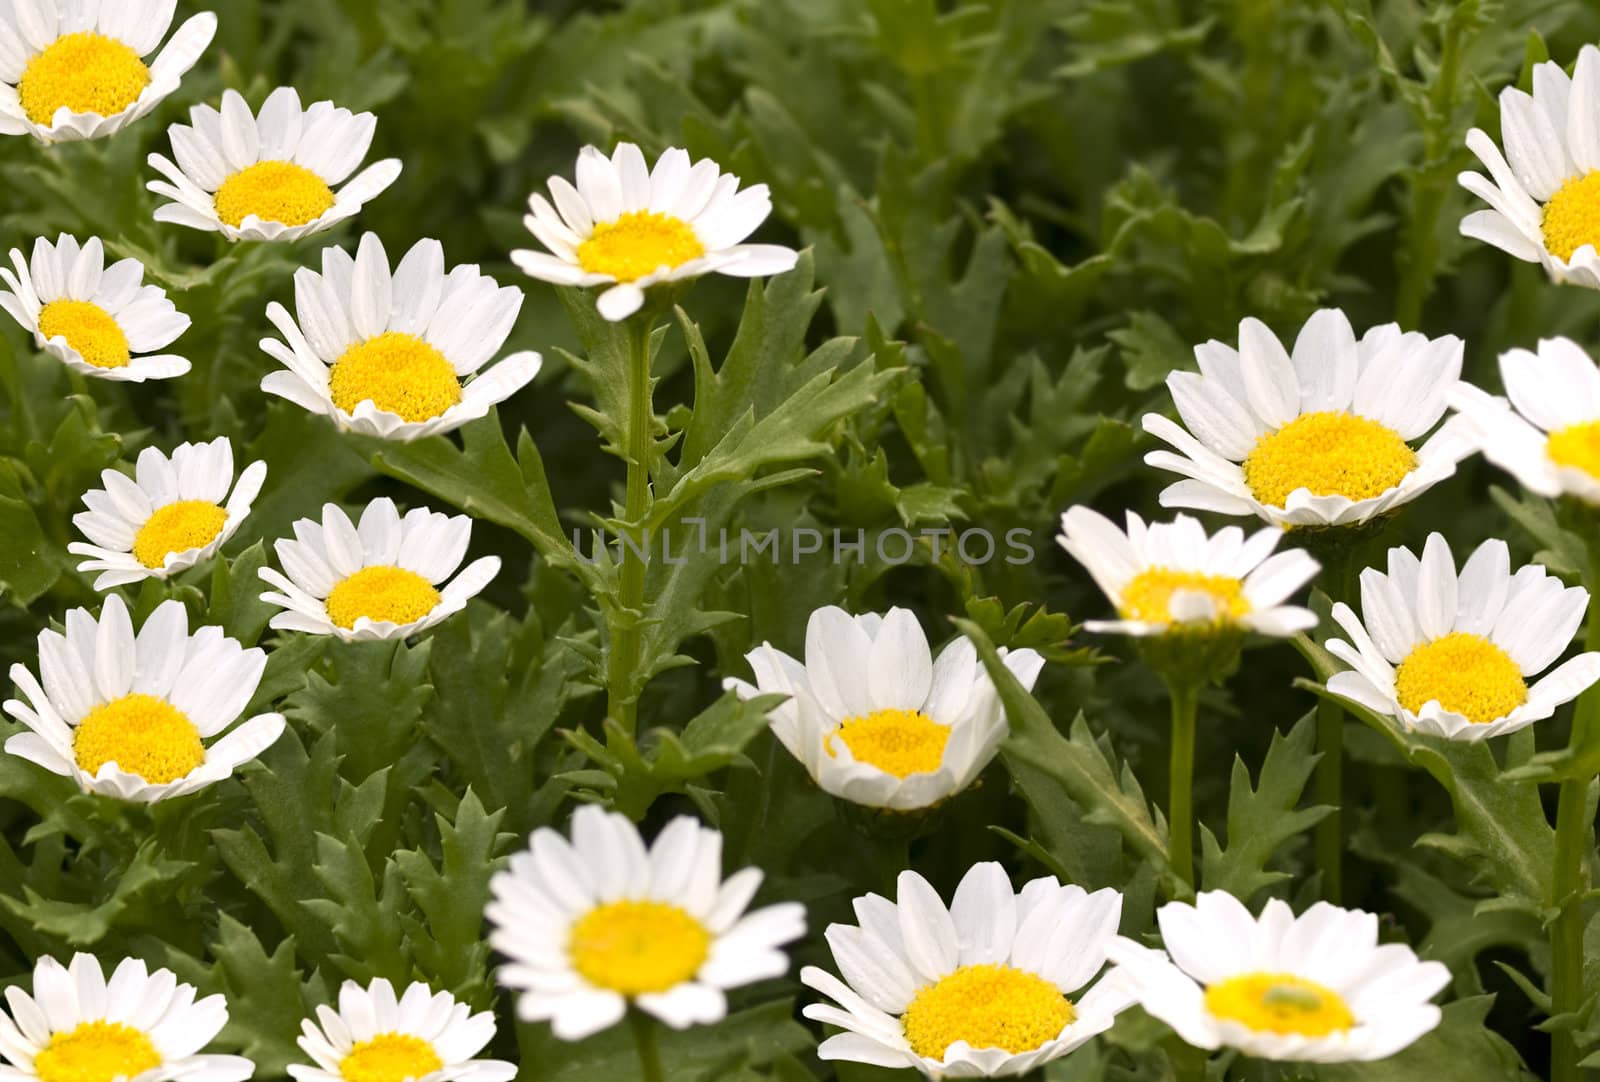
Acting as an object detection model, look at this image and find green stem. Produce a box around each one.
[1550,774,1588,1082]
[606,318,654,734]
[1313,694,1344,904]
[627,1008,665,1082]
[1167,680,1199,891]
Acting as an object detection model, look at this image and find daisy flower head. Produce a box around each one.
[260,232,541,441]
[801,863,1132,1078]
[68,438,267,590]
[0,1,216,144]
[1108,891,1449,1063]
[1143,309,1470,529]
[2,594,286,803]
[1459,46,1600,288]
[1450,337,1600,504]
[1324,533,1600,741]
[512,142,799,321]
[0,953,253,1082]
[0,234,191,381]
[289,978,514,1082]
[1058,507,1319,638]
[486,804,806,1040]
[148,87,402,242]
[723,606,1045,812]
[258,497,500,642]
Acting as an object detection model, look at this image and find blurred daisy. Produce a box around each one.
[0,234,191,381]
[2,595,285,802]
[258,498,499,642]
[148,87,401,242]
[512,142,798,321]
[1144,309,1470,528]
[0,1,216,144]
[261,233,541,441]
[1450,337,1600,504]
[68,438,266,590]
[0,954,252,1082]
[1459,46,1600,288]
[1108,892,1448,1063]
[1324,533,1600,741]
[1058,507,1319,637]
[486,804,805,1040]
[724,606,1044,811]
[289,978,514,1082]
[802,863,1132,1078]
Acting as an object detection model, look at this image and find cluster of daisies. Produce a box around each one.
[0,1,1597,1079]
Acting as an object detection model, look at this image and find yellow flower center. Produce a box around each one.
[569,900,711,995]
[18,32,150,126]
[825,708,950,778]
[1393,631,1528,725]
[901,964,1076,1060]
[339,1033,443,1082]
[327,332,463,422]
[324,565,442,630]
[1541,171,1600,262]
[37,300,130,369]
[132,500,228,569]
[214,160,336,228]
[1546,420,1600,480]
[73,693,204,785]
[33,1020,162,1082]
[1118,568,1250,625]
[577,211,706,282]
[1205,973,1355,1037]
[1242,411,1417,508]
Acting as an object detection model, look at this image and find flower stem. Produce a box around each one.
[627,1008,666,1082]
[606,317,654,735]
[1167,680,1199,891]
[1550,773,1588,1082]
[1313,694,1344,903]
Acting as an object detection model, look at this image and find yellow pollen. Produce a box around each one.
[37,300,130,369]
[569,900,711,995]
[1243,411,1417,508]
[132,500,227,569]
[339,1033,443,1082]
[1394,631,1528,725]
[328,332,463,422]
[214,160,335,228]
[34,1020,162,1082]
[19,32,150,126]
[901,964,1076,1060]
[1119,568,1250,625]
[1546,420,1600,480]
[1205,973,1355,1037]
[1542,171,1600,262]
[577,211,706,282]
[325,565,442,630]
[73,693,204,785]
[826,708,950,778]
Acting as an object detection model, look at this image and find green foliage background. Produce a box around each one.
[1,0,1599,1078]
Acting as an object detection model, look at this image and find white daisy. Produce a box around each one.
[1323,533,1600,741]
[147,87,402,243]
[1108,891,1449,1063]
[1143,309,1471,528]
[1058,507,1320,637]
[486,804,806,1041]
[1449,337,1600,503]
[67,438,267,590]
[0,0,216,144]
[289,978,514,1082]
[0,953,253,1082]
[1459,45,1600,288]
[0,234,191,381]
[258,497,500,642]
[723,606,1044,811]
[2,595,286,803]
[801,863,1132,1079]
[260,232,541,441]
[511,142,798,321]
